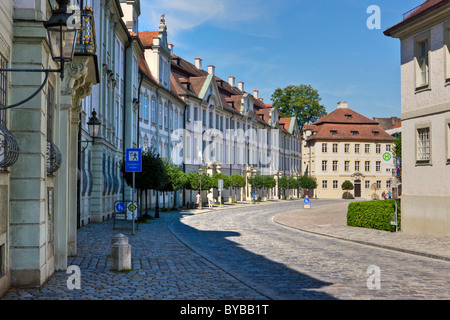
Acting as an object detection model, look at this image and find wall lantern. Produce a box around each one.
[0,0,80,111]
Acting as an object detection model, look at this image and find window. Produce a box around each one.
[377,181,381,189]
[47,85,54,139]
[376,161,381,172]
[186,105,191,122]
[202,110,206,126]
[194,107,198,121]
[322,160,327,171]
[332,143,338,153]
[417,127,431,163]
[164,106,168,129]
[151,99,156,123]
[345,144,350,153]
[417,39,429,88]
[159,102,163,127]
[365,161,370,172]
[447,121,450,163]
[351,131,359,136]
[330,130,338,135]
[386,180,391,189]
[446,25,450,82]
[344,161,350,172]
[333,160,338,171]
[333,180,338,189]
[0,53,7,127]
[365,144,370,153]
[355,161,360,172]
[376,144,381,154]
[365,181,370,189]
[322,180,328,189]
[143,97,149,121]
[209,112,213,128]
[355,144,360,153]
[322,143,327,153]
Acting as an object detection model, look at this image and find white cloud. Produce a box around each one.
[140,0,274,38]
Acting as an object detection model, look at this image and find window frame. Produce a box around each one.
[414,31,431,92]
[415,123,432,166]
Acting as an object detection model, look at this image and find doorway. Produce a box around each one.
[354,180,361,198]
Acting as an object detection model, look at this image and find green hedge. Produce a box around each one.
[347,199,401,232]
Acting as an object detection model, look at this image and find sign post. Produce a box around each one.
[126,148,142,235]
[304,196,311,209]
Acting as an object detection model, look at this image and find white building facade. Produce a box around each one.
[385,0,450,236]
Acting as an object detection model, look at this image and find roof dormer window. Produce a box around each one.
[373,131,380,136]
[351,131,359,136]
[330,130,338,135]
[345,114,353,119]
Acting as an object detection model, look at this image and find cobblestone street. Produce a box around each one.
[1,200,449,301]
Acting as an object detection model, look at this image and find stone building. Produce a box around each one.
[78,0,143,226]
[0,0,99,294]
[385,0,450,236]
[137,19,303,205]
[302,102,395,199]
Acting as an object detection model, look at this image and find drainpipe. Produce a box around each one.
[122,36,133,202]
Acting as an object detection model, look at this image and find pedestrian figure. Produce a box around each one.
[207,191,214,209]
[382,191,386,200]
[196,192,201,207]
[388,190,392,199]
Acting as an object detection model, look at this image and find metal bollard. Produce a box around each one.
[110,234,131,271]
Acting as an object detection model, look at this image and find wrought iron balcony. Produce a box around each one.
[0,124,19,168]
[75,7,97,56]
[47,139,62,175]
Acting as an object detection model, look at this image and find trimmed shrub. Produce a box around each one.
[347,199,401,232]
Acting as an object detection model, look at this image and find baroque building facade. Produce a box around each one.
[137,17,303,206]
[303,102,395,199]
[0,0,99,295]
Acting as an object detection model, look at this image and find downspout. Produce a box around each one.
[122,36,133,202]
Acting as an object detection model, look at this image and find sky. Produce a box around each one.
[138,0,425,119]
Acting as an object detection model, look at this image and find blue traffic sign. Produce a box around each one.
[116,202,125,212]
[126,148,142,172]
[396,157,401,167]
[304,198,310,204]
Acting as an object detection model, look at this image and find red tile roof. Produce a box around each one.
[304,107,394,142]
[139,31,159,48]
[385,0,450,36]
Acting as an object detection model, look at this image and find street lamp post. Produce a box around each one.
[198,167,203,210]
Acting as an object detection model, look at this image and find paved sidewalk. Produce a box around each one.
[273,201,450,262]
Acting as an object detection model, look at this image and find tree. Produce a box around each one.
[212,173,231,190]
[121,149,167,218]
[271,84,327,130]
[341,180,354,191]
[341,180,354,199]
[278,176,289,199]
[262,176,276,199]
[229,174,246,202]
[163,159,188,209]
[298,175,317,190]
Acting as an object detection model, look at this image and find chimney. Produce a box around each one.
[337,101,348,109]
[253,90,259,99]
[258,97,264,102]
[195,58,202,70]
[238,81,244,92]
[168,43,174,54]
[228,76,235,87]
[208,65,215,75]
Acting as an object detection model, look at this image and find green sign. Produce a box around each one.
[383,152,392,161]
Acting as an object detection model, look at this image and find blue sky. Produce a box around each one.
[139,0,425,119]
